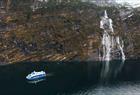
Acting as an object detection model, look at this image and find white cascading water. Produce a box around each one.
[100,10,126,61]
[100,10,126,82]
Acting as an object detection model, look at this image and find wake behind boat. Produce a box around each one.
[26,71,46,80]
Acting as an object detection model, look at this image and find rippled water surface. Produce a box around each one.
[73,82,140,95]
[0,60,140,95]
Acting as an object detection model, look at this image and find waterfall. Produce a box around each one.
[99,10,126,83]
[100,10,126,61]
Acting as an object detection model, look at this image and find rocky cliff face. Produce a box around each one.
[0,2,139,64]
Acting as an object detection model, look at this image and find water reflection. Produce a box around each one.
[100,60,125,83]
[0,60,139,95]
[27,78,46,84]
[100,61,110,83]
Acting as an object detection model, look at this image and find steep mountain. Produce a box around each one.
[0,1,139,64]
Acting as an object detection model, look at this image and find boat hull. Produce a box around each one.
[26,74,46,81]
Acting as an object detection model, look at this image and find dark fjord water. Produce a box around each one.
[0,60,140,95]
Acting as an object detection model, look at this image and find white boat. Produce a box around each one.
[26,71,46,80]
